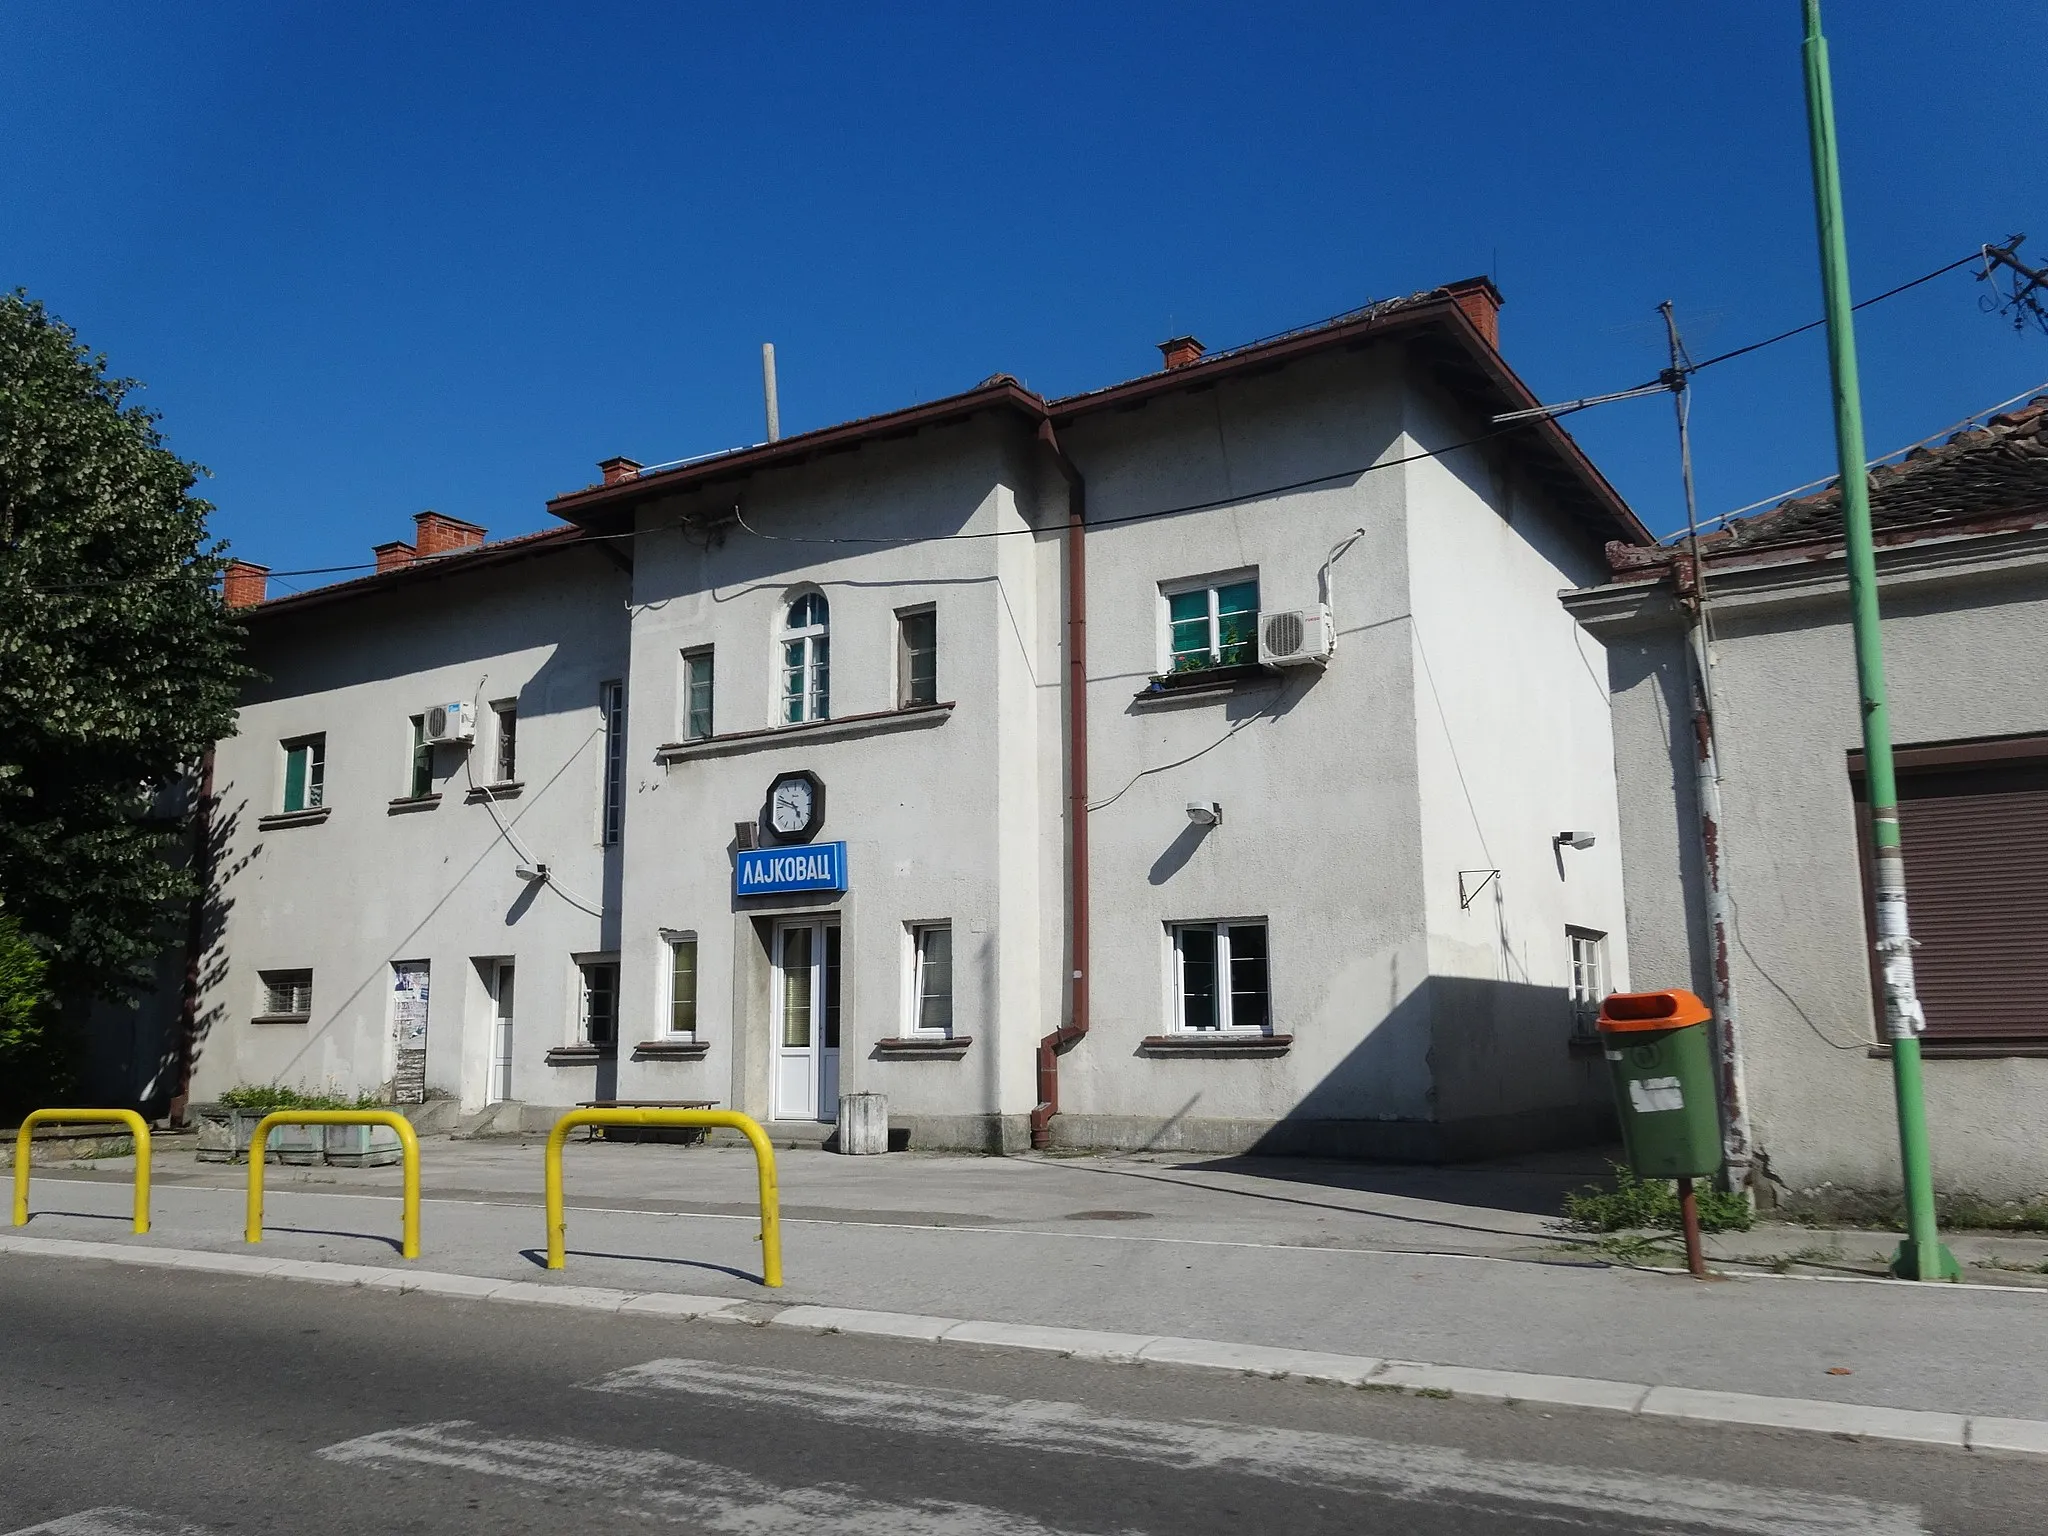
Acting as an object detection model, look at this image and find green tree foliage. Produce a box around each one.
[0,907,47,1055]
[0,291,246,1027]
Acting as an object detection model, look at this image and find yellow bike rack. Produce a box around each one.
[245,1110,420,1260]
[12,1108,152,1234]
[544,1108,782,1287]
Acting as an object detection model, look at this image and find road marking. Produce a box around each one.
[586,1358,1927,1536]
[318,1420,1121,1535]
[3,1512,212,1536]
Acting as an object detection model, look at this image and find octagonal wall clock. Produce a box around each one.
[763,770,826,845]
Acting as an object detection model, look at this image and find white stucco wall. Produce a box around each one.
[1578,539,2048,1199]
[1401,385,1627,1142]
[609,419,1063,1146]
[187,339,1643,1162]
[189,549,630,1112]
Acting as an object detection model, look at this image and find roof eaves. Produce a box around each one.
[545,378,1051,528]
[1048,289,1649,546]
[243,525,592,621]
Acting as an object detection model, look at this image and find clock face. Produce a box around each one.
[771,779,812,832]
[764,771,824,842]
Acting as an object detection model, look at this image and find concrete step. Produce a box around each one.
[707,1120,838,1151]
[396,1099,463,1136]
[452,1101,527,1139]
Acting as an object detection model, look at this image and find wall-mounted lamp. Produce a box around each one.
[514,861,550,883]
[1186,802,1222,827]
[1553,831,1596,851]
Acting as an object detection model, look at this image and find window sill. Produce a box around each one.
[545,1044,617,1066]
[387,793,442,814]
[250,1013,310,1026]
[632,1038,711,1061]
[1139,1033,1293,1057]
[465,782,523,802]
[873,1035,973,1058]
[1868,1040,2048,1060]
[1131,664,1279,705]
[258,806,332,829]
[655,701,955,764]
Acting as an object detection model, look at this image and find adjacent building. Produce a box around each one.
[177,280,1651,1158]
[1566,398,2048,1202]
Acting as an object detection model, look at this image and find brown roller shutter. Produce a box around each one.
[1851,736,2048,1054]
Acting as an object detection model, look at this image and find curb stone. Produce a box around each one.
[0,1232,2038,1458]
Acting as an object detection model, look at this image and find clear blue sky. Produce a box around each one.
[6,3,2043,589]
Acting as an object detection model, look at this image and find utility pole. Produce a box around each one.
[1658,303,1754,1200]
[1799,0,1958,1280]
[1979,235,2048,333]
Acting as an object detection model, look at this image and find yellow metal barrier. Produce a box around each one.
[544,1108,782,1287]
[12,1108,152,1234]
[245,1110,420,1260]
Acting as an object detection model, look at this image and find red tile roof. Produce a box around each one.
[1711,398,2048,555]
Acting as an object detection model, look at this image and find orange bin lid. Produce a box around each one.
[1597,988,1712,1033]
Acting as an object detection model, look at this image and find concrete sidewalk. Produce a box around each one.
[15,1138,2048,1422]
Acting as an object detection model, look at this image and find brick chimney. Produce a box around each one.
[1157,336,1205,370]
[599,456,643,486]
[373,540,417,573]
[1440,277,1504,350]
[413,511,486,558]
[222,560,269,609]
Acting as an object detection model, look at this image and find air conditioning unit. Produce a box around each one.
[423,702,475,745]
[1257,606,1334,667]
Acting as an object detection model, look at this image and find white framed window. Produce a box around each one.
[578,956,620,1047]
[781,591,830,724]
[281,735,325,811]
[1162,573,1259,675]
[906,923,953,1036]
[897,605,937,708]
[599,679,626,844]
[1171,920,1271,1033]
[1567,927,1608,1037]
[259,968,313,1019]
[667,931,699,1038]
[405,714,434,798]
[491,700,518,783]
[682,649,715,741]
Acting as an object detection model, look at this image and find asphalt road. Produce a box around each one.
[0,1254,2036,1535]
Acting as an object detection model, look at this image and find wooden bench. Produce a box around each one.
[573,1099,719,1144]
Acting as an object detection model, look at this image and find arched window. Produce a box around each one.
[781,591,830,723]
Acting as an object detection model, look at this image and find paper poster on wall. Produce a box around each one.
[391,960,430,1104]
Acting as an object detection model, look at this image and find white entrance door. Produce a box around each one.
[772,920,841,1122]
[489,961,515,1104]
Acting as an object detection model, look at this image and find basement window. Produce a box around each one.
[260,968,314,1020]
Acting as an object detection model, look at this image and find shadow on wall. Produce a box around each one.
[1248,976,1613,1162]
[74,789,244,1118]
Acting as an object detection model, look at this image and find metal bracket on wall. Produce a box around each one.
[1458,869,1500,910]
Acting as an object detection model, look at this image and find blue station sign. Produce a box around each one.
[735,841,848,897]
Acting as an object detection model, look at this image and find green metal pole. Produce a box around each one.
[1799,0,1957,1281]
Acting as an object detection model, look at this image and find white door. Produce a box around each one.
[772,920,840,1122]
[489,962,515,1104]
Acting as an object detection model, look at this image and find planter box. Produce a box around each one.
[324,1122,403,1168]
[194,1106,323,1163]
[269,1121,325,1166]
[192,1104,237,1163]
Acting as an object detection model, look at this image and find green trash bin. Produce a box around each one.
[1597,989,1722,1180]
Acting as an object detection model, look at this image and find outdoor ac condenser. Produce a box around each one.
[423,701,475,745]
[1256,606,1334,667]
